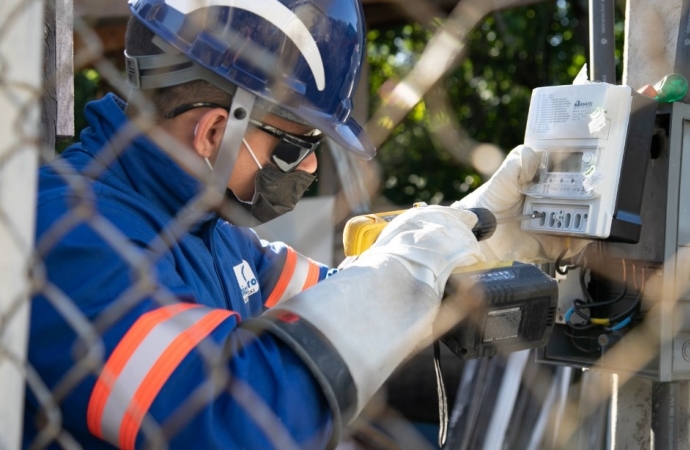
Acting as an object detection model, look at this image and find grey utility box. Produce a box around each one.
[538,102,690,381]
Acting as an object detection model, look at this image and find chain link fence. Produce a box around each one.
[1,0,687,449]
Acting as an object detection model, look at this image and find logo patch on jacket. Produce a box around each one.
[233,260,259,302]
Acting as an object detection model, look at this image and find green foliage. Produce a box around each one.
[64,1,627,208]
[368,0,625,206]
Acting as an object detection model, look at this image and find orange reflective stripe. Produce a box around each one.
[302,260,320,290]
[87,303,200,439]
[264,247,297,308]
[118,309,234,449]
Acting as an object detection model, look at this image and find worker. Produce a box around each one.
[24,0,578,448]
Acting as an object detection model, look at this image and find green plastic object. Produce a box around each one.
[653,73,688,103]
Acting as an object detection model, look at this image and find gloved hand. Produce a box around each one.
[453,145,591,263]
[245,206,484,444]
[341,205,485,296]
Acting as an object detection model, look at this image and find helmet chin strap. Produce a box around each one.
[208,87,256,201]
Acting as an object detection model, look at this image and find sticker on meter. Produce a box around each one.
[583,167,604,192]
[483,307,523,343]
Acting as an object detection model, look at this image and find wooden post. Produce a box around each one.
[41,0,74,163]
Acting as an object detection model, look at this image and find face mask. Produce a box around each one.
[229,139,316,224]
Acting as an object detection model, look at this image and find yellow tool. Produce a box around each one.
[342,204,557,361]
[343,204,543,256]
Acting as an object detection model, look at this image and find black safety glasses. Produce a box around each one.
[164,102,323,173]
[247,119,323,173]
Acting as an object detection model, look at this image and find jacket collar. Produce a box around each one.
[79,93,214,222]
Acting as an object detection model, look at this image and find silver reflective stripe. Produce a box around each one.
[275,253,315,305]
[99,307,210,445]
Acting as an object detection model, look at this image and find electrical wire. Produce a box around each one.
[578,259,627,310]
[564,329,600,353]
[554,244,587,275]
[566,262,646,334]
[555,248,570,275]
[566,259,643,331]
[564,304,598,330]
[608,265,645,325]
[563,258,647,355]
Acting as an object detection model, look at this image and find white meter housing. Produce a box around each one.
[520,83,657,242]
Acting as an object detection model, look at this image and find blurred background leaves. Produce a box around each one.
[367,0,624,206]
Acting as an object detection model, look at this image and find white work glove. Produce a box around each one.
[340,205,485,296]
[453,145,591,263]
[272,206,484,418]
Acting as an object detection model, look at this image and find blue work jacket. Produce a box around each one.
[24,94,334,449]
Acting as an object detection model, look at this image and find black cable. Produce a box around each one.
[565,260,646,339]
[564,330,599,341]
[609,291,642,323]
[618,265,645,317]
[568,260,628,329]
[555,244,589,276]
[555,248,573,275]
[576,286,627,310]
[566,317,597,330]
[608,265,646,325]
[571,299,593,322]
[578,267,594,303]
[433,341,448,448]
[565,300,598,329]
[565,330,600,353]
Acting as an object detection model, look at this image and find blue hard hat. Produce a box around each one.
[127,0,375,159]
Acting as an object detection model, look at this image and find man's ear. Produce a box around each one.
[192,108,228,159]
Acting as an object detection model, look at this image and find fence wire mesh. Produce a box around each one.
[0,0,686,449]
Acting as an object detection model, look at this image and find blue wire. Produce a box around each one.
[565,307,574,324]
[610,316,632,331]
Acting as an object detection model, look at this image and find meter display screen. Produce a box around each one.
[548,152,583,172]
